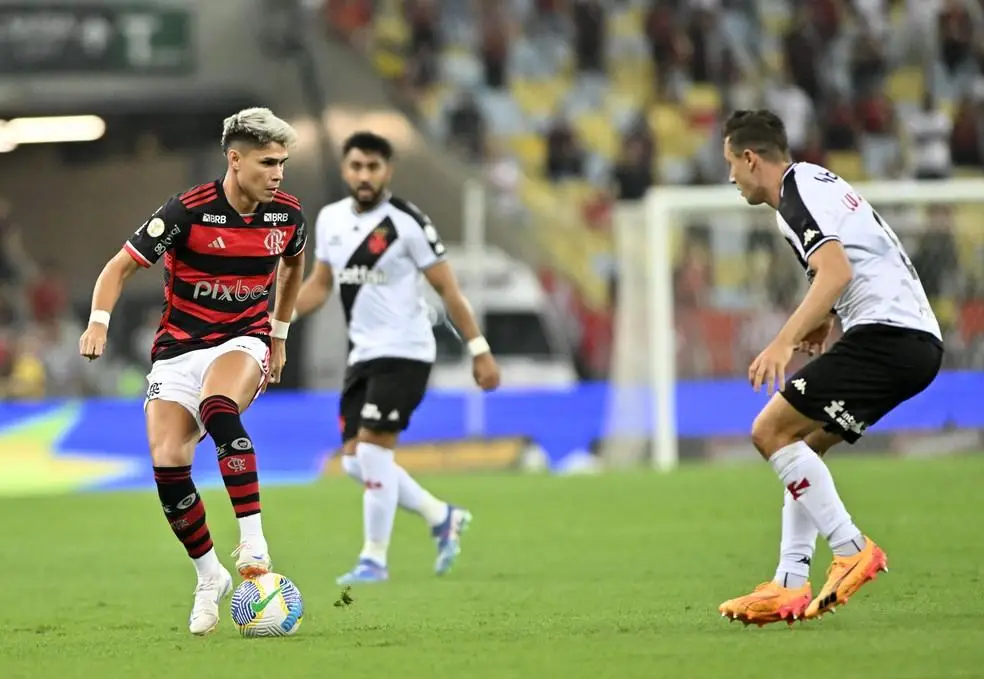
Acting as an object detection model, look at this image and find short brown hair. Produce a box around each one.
[723,110,789,160]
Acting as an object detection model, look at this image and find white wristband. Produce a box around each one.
[467,336,490,357]
[89,310,111,327]
[271,320,290,340]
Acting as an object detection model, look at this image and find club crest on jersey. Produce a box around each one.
[368,226,390,255]
[264,229,287,255]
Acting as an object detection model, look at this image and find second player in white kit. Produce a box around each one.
[715,110,943,626]
[294,132,500,584]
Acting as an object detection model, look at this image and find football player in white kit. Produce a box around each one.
[293,132,500,584]
[716,111,943,626]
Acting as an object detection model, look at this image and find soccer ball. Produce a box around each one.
[230,572,304,637]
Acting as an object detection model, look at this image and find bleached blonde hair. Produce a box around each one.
[221,107,297,151]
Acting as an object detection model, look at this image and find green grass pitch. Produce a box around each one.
[3,454,982,679]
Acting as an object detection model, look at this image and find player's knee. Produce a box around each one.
[149,437,194,468]
[750,413,797,459]
[357,426,398,449]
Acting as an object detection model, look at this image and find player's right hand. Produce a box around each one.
[473,353,500,392]
[79,324,108,361]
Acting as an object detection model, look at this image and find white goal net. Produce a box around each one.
[602,178,984,471]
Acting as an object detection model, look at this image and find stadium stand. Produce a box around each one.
[321,0,984,378]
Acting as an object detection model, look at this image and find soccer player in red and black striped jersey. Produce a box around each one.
[78,108,307,635]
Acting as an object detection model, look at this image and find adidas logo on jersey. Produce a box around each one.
[338,265,387,285]
[208,237,227,249]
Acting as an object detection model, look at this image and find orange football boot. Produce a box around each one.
[719,581,813,627]
[804,536,887,620]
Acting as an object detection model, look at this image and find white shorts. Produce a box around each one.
[144,336,270,437]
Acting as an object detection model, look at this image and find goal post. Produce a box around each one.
[602,177,984,472]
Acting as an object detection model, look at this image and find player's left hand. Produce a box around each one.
[749,339,795,396]
[267,338,286,387]
[473,353,500,391]
[796,316,834,357]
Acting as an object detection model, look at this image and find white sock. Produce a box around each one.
[193,547,222,579]
[394,467,448,526]
[774,489,817,589]
[341,454,363,483]
[341,455,448,527]
[356,442,399,567]
[769,441,864,558]
[238,514,265,546]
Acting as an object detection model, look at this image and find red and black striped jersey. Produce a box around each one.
[124,179,307,362]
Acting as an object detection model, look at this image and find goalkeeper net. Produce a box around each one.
[602,178,984,471]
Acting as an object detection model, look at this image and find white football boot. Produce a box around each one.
[231,540,272,579]
[188,567,233,635]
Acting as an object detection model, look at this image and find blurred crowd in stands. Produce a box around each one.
[324,0,984,378]
[0,198,160,400]
[0,198,86,399]
[5,1,984,400]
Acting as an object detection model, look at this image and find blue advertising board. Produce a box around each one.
[0,371,981,496]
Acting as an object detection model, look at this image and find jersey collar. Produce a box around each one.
[778,163,797,198]
[214,177,260,220]
[349,190,392,217]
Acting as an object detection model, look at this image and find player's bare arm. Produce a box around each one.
[423,261,500,391]
[778,241,852,347]
[750,241,852,394]
[79,249,142,360]
[267,250,306,384]
[292,260,335,319]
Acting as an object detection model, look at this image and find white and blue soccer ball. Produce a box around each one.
[230,572,304,637]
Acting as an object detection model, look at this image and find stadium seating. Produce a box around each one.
[331,0,984,376]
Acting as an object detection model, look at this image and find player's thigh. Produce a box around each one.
[201,337,269,410]
[145,353,209,448]
[359,358,432,439]
[146,399,201,467]
[338,364,369,445]
[760,344,863,453]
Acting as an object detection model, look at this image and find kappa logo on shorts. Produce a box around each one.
[823,400,867,435]
[791,378,807,394]
[147,382,161,398]
[387,409,400,422]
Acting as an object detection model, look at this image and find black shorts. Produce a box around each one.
[339,357,432,442]
[781,323,943,444]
